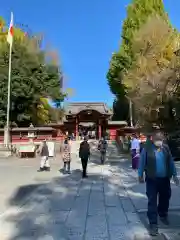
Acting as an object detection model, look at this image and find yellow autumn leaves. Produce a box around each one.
[123,16,180,123]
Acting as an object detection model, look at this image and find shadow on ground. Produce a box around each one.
[2,140,147,240]
[3,141,180,239]
[90,141,180,235]
[2,169,135,240]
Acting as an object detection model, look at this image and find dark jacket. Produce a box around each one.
[41,144,49,157]
[138,143,177,179]
[98,140,107,153]
[79,141,90,159]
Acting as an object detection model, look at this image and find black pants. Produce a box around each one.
[63,162,70,172]
[146,177,171,225]
[100,152,106,164]
[81,157,88,177]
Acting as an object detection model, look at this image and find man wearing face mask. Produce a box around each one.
[138,131,179,236]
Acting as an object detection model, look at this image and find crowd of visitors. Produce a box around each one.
[36,131,179,237]
[37,136,107,178]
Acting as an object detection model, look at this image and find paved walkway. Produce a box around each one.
[0,155,65,216]
[0,141,180,239]
[106,143,180,240]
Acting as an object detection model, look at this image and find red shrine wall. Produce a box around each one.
[0,129,64,144]
[108,125,122,140]
[0,123,126,144]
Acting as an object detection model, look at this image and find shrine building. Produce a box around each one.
[0,102,128,143]
[51,102,127,140]
[65,102,111,138]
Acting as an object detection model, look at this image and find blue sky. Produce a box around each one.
[1,0,180,106]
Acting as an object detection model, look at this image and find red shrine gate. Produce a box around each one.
[64,102,112,139]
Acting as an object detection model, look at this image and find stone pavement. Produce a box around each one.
[106,143,180,240]
[0,141,151,240]
[0,140,178,239]
[0,155,69,216]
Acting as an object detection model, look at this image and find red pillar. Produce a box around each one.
[98,120,101,139]
[75,117,78,140]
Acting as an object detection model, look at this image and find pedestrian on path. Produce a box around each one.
[130,133,140,170]
[138,131,179,236]
[79,136,90,178]
[37,140,50,172]
[98,137,107,164]
[61,138,71,174]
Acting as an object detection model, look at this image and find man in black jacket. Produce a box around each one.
[79,137,90,178]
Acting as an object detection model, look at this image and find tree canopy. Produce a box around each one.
[124,16,180,129]
[0,16,65,127]
[112,97,129,122]
[107,0,169,98]
[107,0,172,124]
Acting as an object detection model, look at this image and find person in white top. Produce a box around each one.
[131,133,140,170]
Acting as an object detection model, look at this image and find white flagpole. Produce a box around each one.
[4,13,13,147]
[5,43,12,147]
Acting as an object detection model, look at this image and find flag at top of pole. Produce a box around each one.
[7,12,13,46]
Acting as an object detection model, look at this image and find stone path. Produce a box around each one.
[1,140,180,239]
[0,141,150,240]
[0,155,67,216]
[107,143,180,240]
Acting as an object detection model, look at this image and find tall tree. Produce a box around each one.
[0,16,65,126]
[112,97,129,121]
[107,0,169,101]
[124,16,180,130]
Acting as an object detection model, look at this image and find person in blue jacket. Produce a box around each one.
[138,131,179,236]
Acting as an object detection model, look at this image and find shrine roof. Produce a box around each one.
[65,102,112,115]
[11,127,55,131]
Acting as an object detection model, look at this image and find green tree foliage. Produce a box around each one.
[112,97,129,121]
[124,16,180,129]
[31,98,65,125]
[107,0,169,122]
[107,0,168,97]
[0,17,65,126]
[49,107,65,123]
[31,98,51,125]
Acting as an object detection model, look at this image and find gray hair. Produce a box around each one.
[152,131,164,141]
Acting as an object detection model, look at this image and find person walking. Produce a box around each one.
[61,138,71,174]
[138,131,179,236]
[79,137,90,178]
[37,140,50,172]
[130,134,140,170]
[98,137,108,164]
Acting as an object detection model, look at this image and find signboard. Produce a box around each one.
[19,144,35,153]
[47,141,55,157]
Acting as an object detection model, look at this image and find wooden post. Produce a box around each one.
[98,119,101,139]
[76,117,78,140]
